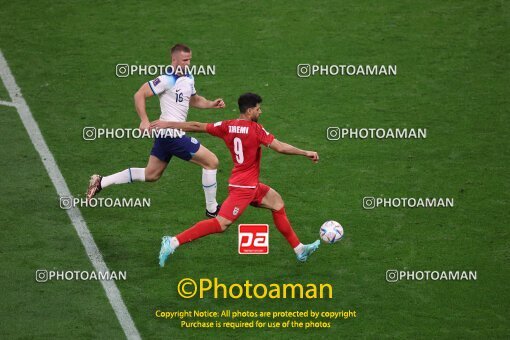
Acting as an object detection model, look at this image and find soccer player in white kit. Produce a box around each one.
[87,44,225,217]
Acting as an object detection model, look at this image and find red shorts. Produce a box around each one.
[218,183,271,222]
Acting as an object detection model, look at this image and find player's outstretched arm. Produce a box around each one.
[269,139,319,163]
[149,120,208,133]
[134,83,154,131]
[190,95,225,109]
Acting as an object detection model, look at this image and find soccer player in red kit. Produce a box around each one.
[151,93,320,267]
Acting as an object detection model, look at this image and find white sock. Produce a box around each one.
[202,169,218,212]
[101,168,146,188]
[170,237,180,249]
[293,243,304,255]
[130,168,146,181]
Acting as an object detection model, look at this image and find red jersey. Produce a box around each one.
[206,119,275,188]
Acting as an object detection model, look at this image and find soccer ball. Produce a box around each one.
[320,220,344,244]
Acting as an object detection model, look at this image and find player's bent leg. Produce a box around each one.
[189,144,219,170]
[260,189,300,249]
[159,216,230,267]
[216,215,233,231]
[259,187,320,262]
[189,145,220,216]
[175,216,231,246]
[258,188,285,211]
[87,154,166,200]
[259,188,300,248]
[87,165,148,200]
[144,155,168,182]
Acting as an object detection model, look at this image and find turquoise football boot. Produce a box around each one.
[296,240,320,262]
[159,236,175,267]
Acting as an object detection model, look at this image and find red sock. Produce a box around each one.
[272,207,300,248]
[176,218,223,245]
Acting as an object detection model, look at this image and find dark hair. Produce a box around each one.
[238,93,262,113]
[170,44,191,55]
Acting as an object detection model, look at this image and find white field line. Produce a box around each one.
[0,50,141,340]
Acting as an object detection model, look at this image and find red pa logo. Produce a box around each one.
[238,224,269,254]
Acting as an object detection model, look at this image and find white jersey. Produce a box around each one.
[148,73,196,122]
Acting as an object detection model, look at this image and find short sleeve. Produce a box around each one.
[148,76,170,96]
[190,78,197,96]
[206,121,226,138]
[257,124,275,147]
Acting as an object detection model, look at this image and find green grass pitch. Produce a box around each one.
[0,1,508,338]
